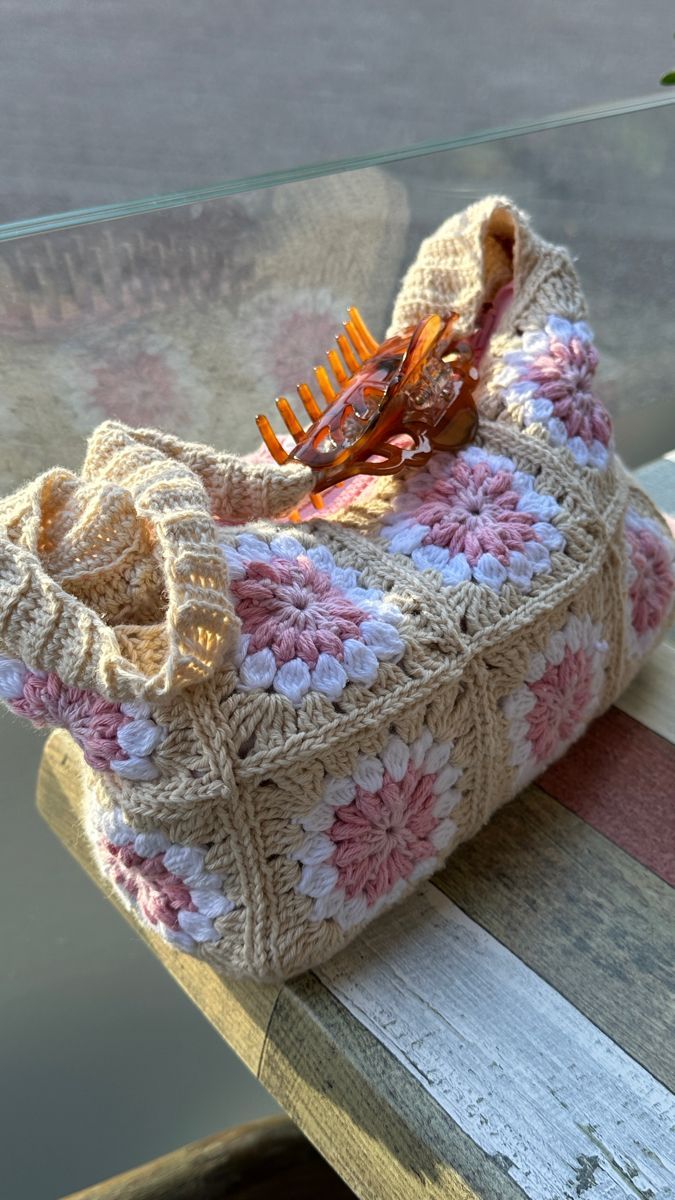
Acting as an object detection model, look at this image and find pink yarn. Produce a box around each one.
[102,841,195,931]
[626,523,674,637]
[526,647,594,763]
[240,438,381,524]
[526,333,609,447]
[415,459,541,565]
[231,554,368,667]
[10,670,129,770]
[328,761,438,905]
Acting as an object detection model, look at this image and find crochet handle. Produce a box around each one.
[388,196,586,351]
[0,422,313,702]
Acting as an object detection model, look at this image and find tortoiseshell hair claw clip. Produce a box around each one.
[256,288,512,506]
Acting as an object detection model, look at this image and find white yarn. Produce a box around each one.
[133,830,170,857]
[422,740,452,775]
[91,803,237,953]
[0,656,27,701]
[274,659,311,705]
[323,777,356,807]
[501,613,608,789]
[381,446,565,594]
[298,862,339,899]
[432,763,461,794]
[111,755,159,782]
[177,910,220,942]
[120,700,152,720]
[270,534,305,560]
[351,754,384,793]
[239,648,276,691]
[507,552,535,591]
[298,800,338,832]
[410,726,434,768]
[380,735,410,783]
[163,844,204,879]
[117,718,163,758]
[189,888,235,919]
[359,619,405,659]
[292,833,334,866]
[311,654,347,702]
[473,553,507,590]
[342,640,378,686]
[431,818,458,851]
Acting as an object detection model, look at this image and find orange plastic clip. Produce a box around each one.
[256,304,484,502]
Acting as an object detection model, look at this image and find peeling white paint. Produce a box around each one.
[317,884,675,1199]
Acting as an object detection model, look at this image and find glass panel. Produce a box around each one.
[1,94,672,240]
[0,98,673,505]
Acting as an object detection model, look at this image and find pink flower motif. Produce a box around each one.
[0,657,164,781]
[624,509,675,653]
[501,613,608,789]
[498,316,612,468]
[240,286,351,397]
[269,307,343,391]
[220,535,405,705]
[232,555,365,668]
[90,347,191,426]
[381,447,564,592]
[61,333,212,431]
[95,805,235,952]
[526,650,597,762]
[294,729,462,930]
[329,761,439,905]
[103,841,196,931]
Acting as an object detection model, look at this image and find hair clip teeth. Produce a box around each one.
[256,304,485,502]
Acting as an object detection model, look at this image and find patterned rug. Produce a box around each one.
[0,169,409,493]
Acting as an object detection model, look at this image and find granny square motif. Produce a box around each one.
[1,196,673,979]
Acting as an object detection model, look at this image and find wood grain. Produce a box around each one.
[63,1116,356,1200]
[616,641,675,744]
[37,731,280,1078]
[539,707,675,884]
[37,631,675,1200]
[315,885,675,1200]
[261,975,527,1200]
[432,784,675,1089]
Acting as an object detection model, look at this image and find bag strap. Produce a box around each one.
[388,195,587,362]
[0,422,313,702]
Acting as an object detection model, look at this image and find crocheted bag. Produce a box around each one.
[1,196,673,980]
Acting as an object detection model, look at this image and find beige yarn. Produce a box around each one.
[1,196,673,981]
[0,424,312,700]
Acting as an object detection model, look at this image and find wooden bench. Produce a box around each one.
[63,1117,355,1200]
[38,642,675,1200]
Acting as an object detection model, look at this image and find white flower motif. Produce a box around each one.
[501,613,608,790]
[293,728,463,930]
[380,446,565,593]
[496,315,611,469]
[624,508,675,656]
[93,804,236,952]
[219,534,405,706]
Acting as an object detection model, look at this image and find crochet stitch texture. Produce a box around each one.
[0,196,673,980]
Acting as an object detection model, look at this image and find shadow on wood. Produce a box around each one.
[63,1115,356,1199]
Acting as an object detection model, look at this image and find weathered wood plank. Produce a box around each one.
[63,1117,355,1200]
[432,785,675,1089]
[616,641,675,744]
[315,885,675,1200]
[37,730,279,1078]
[262,975,529,1200]
[539,708,675,884]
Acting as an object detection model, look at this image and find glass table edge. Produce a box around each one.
[1,92,674,243]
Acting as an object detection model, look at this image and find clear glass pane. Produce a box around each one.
[1,98,673,504]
